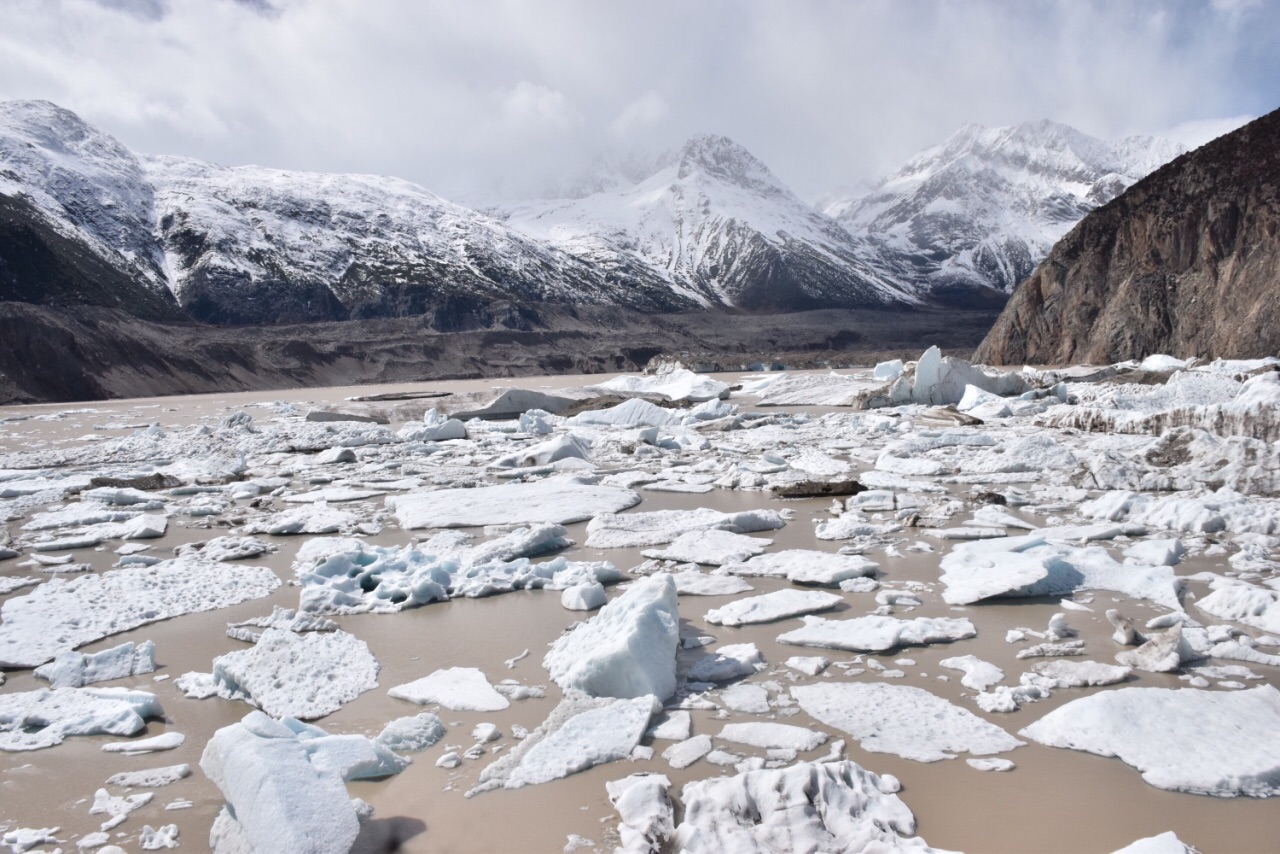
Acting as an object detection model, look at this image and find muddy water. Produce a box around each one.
[1,376,1279,852]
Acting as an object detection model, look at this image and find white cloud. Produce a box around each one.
[609,91,668,138]
[0,0,1274,202]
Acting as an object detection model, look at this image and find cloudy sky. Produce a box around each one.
[0,0,1274,202]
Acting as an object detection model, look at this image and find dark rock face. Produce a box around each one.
[975,109,1280,365]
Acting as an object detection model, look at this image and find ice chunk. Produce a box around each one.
[90,788,153,831]
[241,503,360,535]
[687,643,766,682]
[704,589,841,627]
[670,570,754,596]
[586,508,785,549]
[34,640,156,688]
[1114,625,1201,673]
[641,529,771,566]
[673,759,935,852]
[494,433,593,468]
[388,667,510,712]
[593,367,729,403]
[717,722,827,752]
[0,687,162,751]
[189,628,378,719]
[101,731,185,754]
[1020,685,1280,796]
[0,556,281,668]
[561,581,607,611]
[1112,831,1198,853]
[793,683,1023,762]
[1124,539,1186,567]
[200,711,363,854]
[469,692,657,794]
[105,764,191,788]
[607,773,673,854]
[376,713,446,753]
[662,734,713,769]
[778,615,976,652]
[1195,578,1280,634]
[938,655,1004,691]
[396,410,467,441]
[722,549,878,587]
[543,574,679,701]
[138,824,179,850]
[388,478,641,528]
[719,684,770,714]
[570,398,682,428]
[966,758,1015,772]
[784,656,830,676]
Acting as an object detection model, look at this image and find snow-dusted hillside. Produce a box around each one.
[145,156,692,324]
[0,100,172,301]
[500,135,918,310]
[822,120,1188,297]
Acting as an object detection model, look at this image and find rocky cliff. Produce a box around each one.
[975,108,1280,365]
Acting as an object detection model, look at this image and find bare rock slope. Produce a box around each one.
[976,108,1280,365]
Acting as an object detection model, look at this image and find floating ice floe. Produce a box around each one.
[375,713,446,753]
[717,722,827,752]
[569,399,682,428]
[672,759,936,852]
[105,764,191,789]
[388,477,641,528]
[585,508,785,549]
[388,666,510,712]
[0,687,163,751]
[240,503,362,535]
[607,773,674,854]
[177,535,278,562]
[687,642,766,682]
[544,574,679,700]
[721,549,878,587]
[704,589,842,627]
[1194,578,1280,634]
[792,683,1023,762]
[642,529,771,566]
[1020,684,1280,796]
[295,533,619,614]
[469,692,658,795]
[396,409,467,441]
[938,655,1005,691]
[202,711,403,854]
[1111,831,1198,853]
[0,556,281,668]
[719,683,770,714]
[102,731,185,754]
[778,615,976,653]
[592,367,729,403]
[91,787,153,831]
[494,433,593,468]
[663,734,714,769]
[668,570,754,597]
[34,640,156,688]
[178,628,378,719]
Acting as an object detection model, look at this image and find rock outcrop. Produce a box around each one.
[975,108,1280,365]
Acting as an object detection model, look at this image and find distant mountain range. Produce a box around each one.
[0,99,1214,326]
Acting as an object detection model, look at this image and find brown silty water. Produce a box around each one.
[0,374,1278,853]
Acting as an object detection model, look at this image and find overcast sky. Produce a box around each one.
[0,0,1274,202]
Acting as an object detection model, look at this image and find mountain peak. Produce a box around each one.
[676,134,783,194]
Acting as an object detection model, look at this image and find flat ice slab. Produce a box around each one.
[716,722,827,752]
[0,556,281,667]
[704,589,842,627]
[388,667,510,712]
[722,549,878,586]
[543,574,679,700]
[1019,685,1280,796]
[387,478,640,528]
[672,760,936,852]
[470,692,657,794]
[0,687,163,751]
[641,529,771,566]
[778,615,976,652]
[585,508,785,549]
[187,628,379,720]
[793,683,1023,762]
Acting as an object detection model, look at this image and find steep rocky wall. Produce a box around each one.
[975,108,1280,365]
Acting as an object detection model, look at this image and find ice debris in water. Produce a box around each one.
[704,589,842,627]
[641,529,772,566]
[607,773,674,854]
[388,667,510,712]
[0,556,281,668]
[672,759,937,852]
[386,477,641,528]
[585,508,785,549]
[33,640,156,688]
[792,683,1023,762]
[1020,684,1280,796]
[543,574,679,701]
[202,711,407,854]
[468,692,658,795]
[177,628,378,719]
[0,687,163,751]
[778,615,976,652]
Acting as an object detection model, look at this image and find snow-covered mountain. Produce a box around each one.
[822,120,1189,299]
[145,156,692,324]
[499,135,916,310]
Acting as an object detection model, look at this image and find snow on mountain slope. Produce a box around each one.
[501,135,919,310]
[0,100,170,297]
[145,156,694,324]
[823,120,1190,297]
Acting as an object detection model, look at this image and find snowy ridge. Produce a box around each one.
[500,134,919,310]
[0,99,168,295]
[823,120,1191,296]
